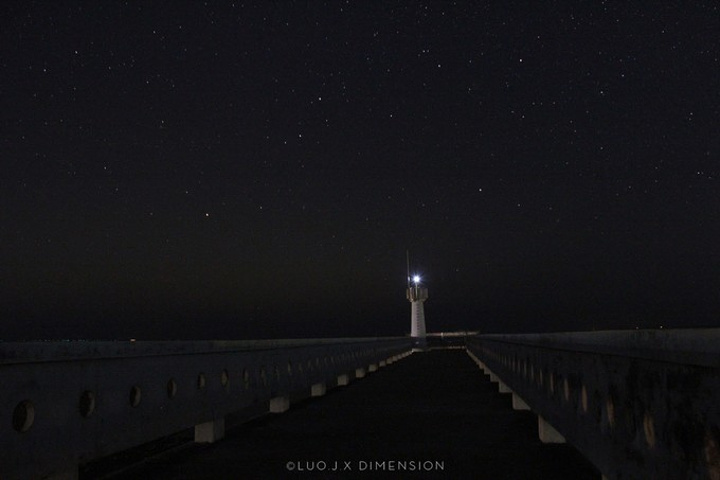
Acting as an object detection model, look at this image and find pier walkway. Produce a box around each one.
[93,349,599,479]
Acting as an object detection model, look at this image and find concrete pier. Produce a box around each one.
[6,330,716,479]
[90,350,598,479]
[0,337,411,480]
[467,329,720,479]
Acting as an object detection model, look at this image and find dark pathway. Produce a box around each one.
[103,350,599,479]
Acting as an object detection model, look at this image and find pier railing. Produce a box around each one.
[466,329,720,480]
[0,337,413,480]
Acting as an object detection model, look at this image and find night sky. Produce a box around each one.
[2,2,719,341]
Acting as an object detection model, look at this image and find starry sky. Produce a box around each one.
[1,1,719,341]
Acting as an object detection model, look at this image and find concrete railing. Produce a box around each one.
[466,329,720,480]
[0,337,413,480]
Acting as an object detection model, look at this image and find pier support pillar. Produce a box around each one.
[337,373,350,386]
[195,417,225,444]
[512,393,531,411]
[270,396,290,413]
[311,383,327,397]
[368,363,378,372]
[355,368,366,379]
[538,416,566,444]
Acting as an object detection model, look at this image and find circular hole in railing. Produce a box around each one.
[643,412,656,449]
[129,386,142,408]
[243,369,250,389]
[13,400,35,432]
[79,391,96,418]
[167,379,178,399]
[221,369,229,388]
[606,395,615,429]
[197,373,206,390]
[703,428,720,474]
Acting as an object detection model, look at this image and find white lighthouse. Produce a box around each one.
[406,252,428,350]
[407,275,428,339]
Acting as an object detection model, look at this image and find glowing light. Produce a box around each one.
[412,275,421,284]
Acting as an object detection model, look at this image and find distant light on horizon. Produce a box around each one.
[413,275,421,284]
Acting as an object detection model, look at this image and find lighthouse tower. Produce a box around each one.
[406,252,428,350]
[407,275,428,341]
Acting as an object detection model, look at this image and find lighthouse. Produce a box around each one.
[406,252,428,350]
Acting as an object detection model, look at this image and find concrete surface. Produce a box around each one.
[90,350,599,479]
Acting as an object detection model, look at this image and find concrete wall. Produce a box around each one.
[0,337,413,480]
[466,329,720,480]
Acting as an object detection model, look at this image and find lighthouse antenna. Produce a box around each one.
[406,250,411,288]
